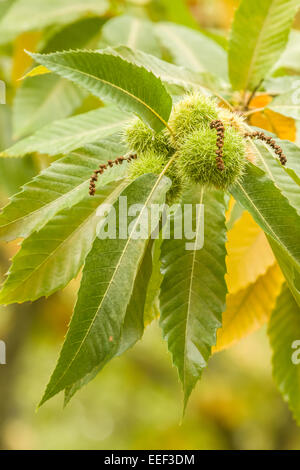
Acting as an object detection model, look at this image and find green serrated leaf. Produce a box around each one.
[64,238,154,405]
[12,15,106,139]
[117,238,155,356]
[159,186,228,408]
[268,236,300,308]
[0,138,127,241]
[108,46,222,96]
[40,173,171,405]
[0,181,127,304]
[144,237,163,325]
[250,136,300,214]
[268,284,300,425]
[230,163,300,305]
[30,49,173,133]
[2,106,131,157]
[228,0,300,91]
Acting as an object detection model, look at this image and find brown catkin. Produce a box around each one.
[89,154,137,196]
[210,119,225,171]
[244,131,287,166]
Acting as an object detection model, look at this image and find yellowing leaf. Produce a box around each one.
[226,211,275,294]
[20,65,51,80]
[12,32,41,84]
[214,263,284,352]
[249,95,296,142]
[225,195,235,223]
[249,94,272,108]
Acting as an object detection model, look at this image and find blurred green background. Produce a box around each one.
[0,0,300,450]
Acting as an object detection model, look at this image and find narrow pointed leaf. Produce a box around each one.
[64,239,154,405]
[0,138,127,241]
[268,236,300,307]
[251,137,300,214]
[159,187,228,407]
[228,0,300,91]
[30,50,173,132]
[13,16,105,138]
[2,107,130,157]
[268,284,300,424]
[117,239,155,356]
[40,173,171,405]
[0,181,126,304]
[108,46,222,95]
[144,238,163,325]
[230,164,300,295]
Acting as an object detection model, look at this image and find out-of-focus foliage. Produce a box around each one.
[2,317,300,450]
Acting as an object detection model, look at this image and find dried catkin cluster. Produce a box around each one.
[89,154,137,196]
[244,130,287,166]
[210,120,225,171]
[89,92,287,198]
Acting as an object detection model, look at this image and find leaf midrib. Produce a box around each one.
[1,183,126,301]
[243,0,276,91]
[29,120,126,149]
[34,52,172,133]
[183,187,204,388]
[251,138,300,216]
[235,180,300,271]
[0,164,127,232]
[45,164,172,395]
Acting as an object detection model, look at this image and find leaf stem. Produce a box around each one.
[244,107,266,117]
